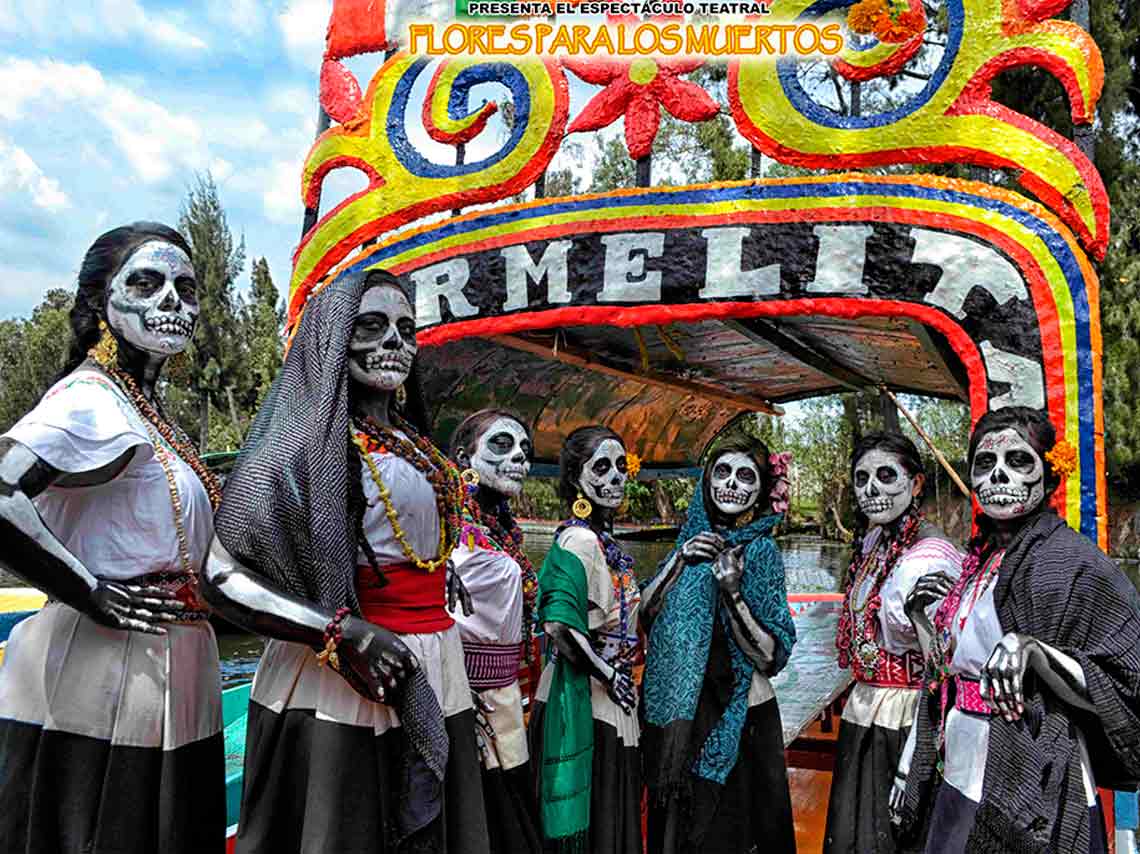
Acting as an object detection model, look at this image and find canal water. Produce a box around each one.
[217,535,852,686]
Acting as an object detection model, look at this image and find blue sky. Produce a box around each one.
[0,0,342,319]
[0,0,619,321]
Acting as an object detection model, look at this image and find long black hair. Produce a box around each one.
[558,425,624,514]
[61,222,193,378]
[966,406,1059,548]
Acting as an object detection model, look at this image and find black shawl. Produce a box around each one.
[900,510,1140,853]
[214,271,449,840]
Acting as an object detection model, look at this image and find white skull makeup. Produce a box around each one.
[578,439,628,509]
[971,427,1045,521]
[106,241,198,356]
[709,451,762,517]
[471,417,532,497]
[348,285,417,393]
[853,448,916,526]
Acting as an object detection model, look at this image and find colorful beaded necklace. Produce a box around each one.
[97,363,222,593]
[557,518,637,660]
[466,494,539,657]
[835,510,923,681]
[352,414,463,573]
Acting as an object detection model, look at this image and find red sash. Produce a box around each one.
[356,564,454,634]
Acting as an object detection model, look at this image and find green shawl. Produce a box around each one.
[537,536,594,850]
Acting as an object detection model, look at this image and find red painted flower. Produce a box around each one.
[563,57,720,160]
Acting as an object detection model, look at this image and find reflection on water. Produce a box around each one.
[213,535,852,686]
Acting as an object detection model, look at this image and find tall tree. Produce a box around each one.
[177,173,247,450]
[0,289,72,433]
[242,257,284,409]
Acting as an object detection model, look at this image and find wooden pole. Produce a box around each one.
[878,385,970,498]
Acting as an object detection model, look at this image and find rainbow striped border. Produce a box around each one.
[324,173,1105,547]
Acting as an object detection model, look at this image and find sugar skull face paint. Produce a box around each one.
[853,449,915,526]
[471,417,532,497]
[971,427,1045,521]
[709,451,762,517]
[106,241,198,356]
[348,285,417,393]
[578,439,627,509]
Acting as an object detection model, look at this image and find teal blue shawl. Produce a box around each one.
[643,492,795,786]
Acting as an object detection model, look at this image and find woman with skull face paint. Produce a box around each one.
[529,425,642,854]
[447,409,542,854]
[823,432,962,854]
[894,407,1140,854]
[201,269,490,854]
[0,223,226,853]
[640,436,798,854]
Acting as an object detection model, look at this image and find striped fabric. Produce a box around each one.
[463,640,522,690]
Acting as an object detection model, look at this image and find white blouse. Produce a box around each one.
[448,542,523,645]
[944,571,1096,805]
[356,431,441,565]
[3,369,213,582]
[842,528,962,731]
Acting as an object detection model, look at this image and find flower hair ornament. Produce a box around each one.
[1044,439,1077,480]
[625,452,641,480]
[768,451,793,515]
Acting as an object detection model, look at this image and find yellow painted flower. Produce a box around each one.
[626,452,642,479]
[1044,440,1078,479]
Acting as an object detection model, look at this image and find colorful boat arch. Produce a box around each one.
[309,172,1105,546]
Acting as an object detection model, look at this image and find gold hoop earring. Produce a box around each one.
[89,320,118,368]
[572,493,593,520]
[395,384,407,407]
[460,468,480,488]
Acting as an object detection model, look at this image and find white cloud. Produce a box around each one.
[279,0,332,68]
[0,138,70,212]
[0,0,209,52]
[261,158,305,224]
[208,0,265,37]
[0,58,207,184]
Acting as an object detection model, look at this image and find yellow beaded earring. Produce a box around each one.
[88,319,118,368]
[395,384,408,408]
[572,492,593,520]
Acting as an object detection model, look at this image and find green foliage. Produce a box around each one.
[178,172,247,448]
[0,289,73,433]
[517,478,562,519]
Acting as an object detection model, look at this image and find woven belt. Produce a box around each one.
[854,648,924,689]
[463,641,522,690]
[954,676,994,716]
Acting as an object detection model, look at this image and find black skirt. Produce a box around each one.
[923,782,1108,854]
[529,702,643,854]
[0,605,225,854]
[645,698,796,854]
[483,763,542,854]
[823,717,917,854]
[233,633,490,854]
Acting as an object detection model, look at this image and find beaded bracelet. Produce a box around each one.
[316,607,352,671]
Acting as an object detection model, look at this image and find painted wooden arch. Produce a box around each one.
[315,173,1106,546]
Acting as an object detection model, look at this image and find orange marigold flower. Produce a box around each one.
[1044,440,1078,479]
[626,452,642,479]
[846,0,887,34]
[873,12,912,42]
[893,7,925,38]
